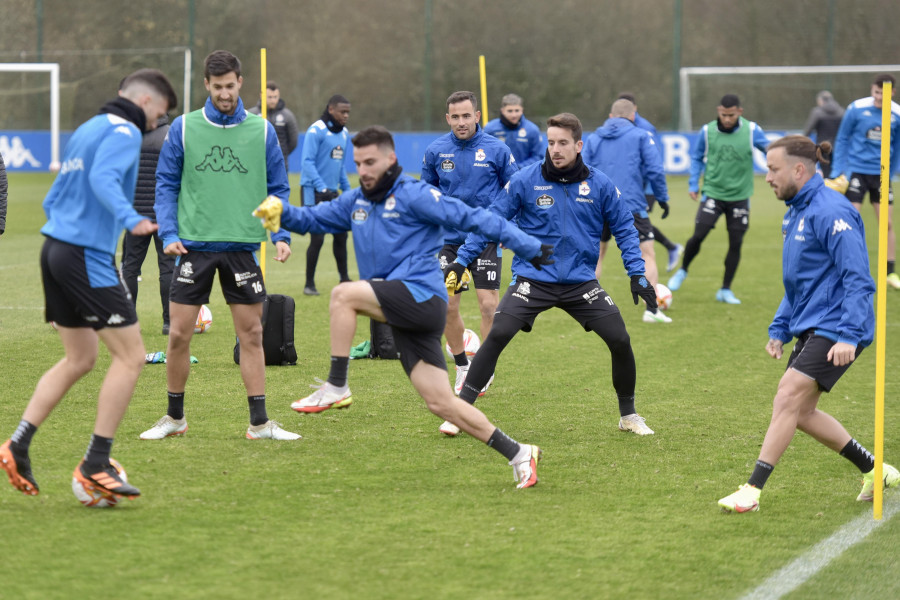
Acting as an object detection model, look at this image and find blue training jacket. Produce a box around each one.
[421,125,518,245]
[484,115,545,167]
[278,172,541,302]
[769,175,875,347]
[155,97,291,251]
[633,111,662,196]
[459,160,645,285]
[300,117,351,201]
[41,112,145,256]
[831,96,900,177]
[582,117,668,216]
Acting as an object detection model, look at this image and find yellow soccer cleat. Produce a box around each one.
[252,195,284,232]
[718,483,761,513]
[824,174,849,194]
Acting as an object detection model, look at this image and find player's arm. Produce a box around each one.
[89,125,147,232]
[278,191,352,236]
[420,148,441,187]
[751,122,770,153]
[767,295,792,357]
[688,125,708,198]
[264,121,292,246]
[499,146,518,184]
[891,109,900,176]
[301,126,326,191]
[155,116,185,249]
[821,210,875,348]
[456,180,520,265]
[641,132,669,203]
[602,181,644,276]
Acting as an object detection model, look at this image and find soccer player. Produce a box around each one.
[422,91,518,396]
[0,69,176,500]
[718,135,899,513]
[668,94,769,304]
[443,113,658,438]
[139,50,300,442]
[582,98,672,324]
[484,93,545,166]
[249,81,300,173]
[300,94,353,295]
[254,125,554,489]
[801,90,843,178]
[828,74,900,289]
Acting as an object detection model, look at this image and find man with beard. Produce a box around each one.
[484,93,544,166]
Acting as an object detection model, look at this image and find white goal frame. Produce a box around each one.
[0,62,60,168]
[679,64,900,131]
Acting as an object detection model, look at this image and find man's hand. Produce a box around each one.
[765,338,784,359]
[824,174,849,194]
[630,274,657,310]
[131,219,159,236]
[688,191,699,201]
[274,240,292,263]
[253,195,284,232]
[164,241,188,256]
[827,341,856,366]
[444,262,469,296]
[529,244,555,270]
[658,201,670,219]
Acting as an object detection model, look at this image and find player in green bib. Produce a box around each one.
[668,94,769,304]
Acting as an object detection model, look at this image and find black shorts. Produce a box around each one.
[786,331,864,393]
[695,198,750,232]
[847,173,893,205]
[440,243,501,291]
[169,250,266,305]
[40,237,137,329]
[370,279,448,376]
[600,214,655,243]
[497,277,620,332]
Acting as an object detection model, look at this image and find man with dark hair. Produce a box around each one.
[802,90,844,178]
[1,68,176,502]
[828,74,900,289]
[422,91,518,407]
[249,81,299,173]
[300,94,352,295]
[140,50,299,442]
[484,93,544,166]
[444,113,658,438]
[253,125,554,489]
[668,94,769,304]
[719,135,898,512]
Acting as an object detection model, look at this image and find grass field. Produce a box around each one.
[1,172,898,599]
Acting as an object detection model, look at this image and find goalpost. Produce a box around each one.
[0,63,60,169]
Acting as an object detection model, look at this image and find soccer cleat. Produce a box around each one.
[139,415,188,440]
[438,421,461,437]
[857,463,900,501]
[74,459,141,500]
[453,364,469,395]
[667,268,687,291]
[292,379,353,413]
[0,439,39,496]
[246,420,301,440]
[642,309,673,324]
[887,273,900,290]
[303,286,320,296]
[667,244,684,272]
[618,413,655,435]
[718,483,761,513]
[715,288,742,304]
[510,444,542,489]
[479,373,495,398]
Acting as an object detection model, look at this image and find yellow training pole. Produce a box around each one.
[478,55,489,128]
[259,48,267,282]
[873,81,892,519]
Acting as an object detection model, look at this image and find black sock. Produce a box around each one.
[840,439,875,473]
[617,395,636,417]
[888,260,896,276]
[487,428,520,461]
[459,383,479,405]
[453,351,469,367]
[10,420,37,451]
[84,434,114,470]
[327,356,350,388]
[747,460,774,489]
[167,391,185,420]
[248,395,268,426]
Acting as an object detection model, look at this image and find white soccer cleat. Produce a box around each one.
[718,483,761,513]
[139,416,188,440]
[510,444,542,489]
[642,309,673,324]
[479,373,495,397]
[291,379,353,413]
[439,421,461,437]
[857,463,900,501]
[245,420,301,440]
[453,364,469,395]
[618,413,655,435]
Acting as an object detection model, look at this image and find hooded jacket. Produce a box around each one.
[802,98,844,145]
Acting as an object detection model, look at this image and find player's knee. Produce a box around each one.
[484,315,521,347]
[66,352,97,376]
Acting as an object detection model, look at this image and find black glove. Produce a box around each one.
[443,261,468,294]
[529,244,555,270]
[658,201,670,219]
[630,274,658,310]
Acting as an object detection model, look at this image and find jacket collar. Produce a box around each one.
[203,96,247,126]
[451,124,484,148]
[787,174,824,209]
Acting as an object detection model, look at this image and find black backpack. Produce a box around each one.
[233,294,297,366]
[368,319,400,359]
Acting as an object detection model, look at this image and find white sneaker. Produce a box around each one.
[510,444,542,489]
[642,309,672,323]
[479,373,495,397]
[453,364,469,395]
[291,379,353,413]
[246,420,301,440]
[439,421,461,436]
[618,413,655,435]
[139,415,188,440]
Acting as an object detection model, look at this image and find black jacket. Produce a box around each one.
[133,116,169,219]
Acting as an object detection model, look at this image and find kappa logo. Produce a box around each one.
[0,135,41,168]
[195,145,248,173]
[180,262,194,277]
[114,125,134,137]
[475,149,486,162]
[441,159,455,172]
[429,188,442,202]
[331,145,344,161]
[832,218,853,235]
[536,194,554,208]
[107,314,126,325]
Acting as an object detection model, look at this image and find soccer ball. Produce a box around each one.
[446,328,481,357]
[72,458,127,508]
[194,305,213,333]
[655,283,673,311]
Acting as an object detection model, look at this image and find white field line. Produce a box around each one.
[740,496,900,600]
